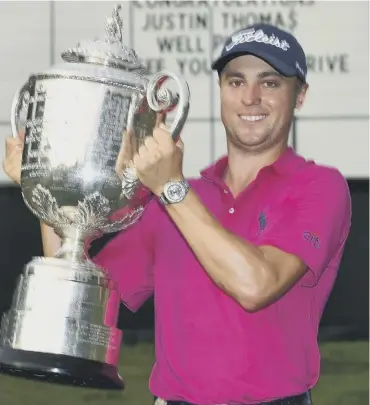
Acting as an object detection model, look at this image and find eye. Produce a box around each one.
[229,80,244,88]
[263,81,279,89]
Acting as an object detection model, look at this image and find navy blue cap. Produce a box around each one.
[211,24,307,83]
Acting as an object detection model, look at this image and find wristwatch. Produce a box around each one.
[159,180,190,205]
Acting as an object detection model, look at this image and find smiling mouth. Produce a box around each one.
[239,115,267,122]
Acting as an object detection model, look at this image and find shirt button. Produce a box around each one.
[229,208,235,214]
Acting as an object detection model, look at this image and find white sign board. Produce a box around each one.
[0,1,368,184]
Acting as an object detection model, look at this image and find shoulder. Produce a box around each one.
[292,158,350,203]
[288,159,352,239]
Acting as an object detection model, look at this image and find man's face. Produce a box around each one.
[219,54,308,152]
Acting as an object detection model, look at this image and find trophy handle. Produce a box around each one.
[11,81,30,138]
[146,71,190,141]
[121,73,189,199]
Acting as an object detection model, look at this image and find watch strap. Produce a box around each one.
[159,192,171,205]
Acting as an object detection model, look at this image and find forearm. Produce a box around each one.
[164,189,276,309]
[40,221,61,257]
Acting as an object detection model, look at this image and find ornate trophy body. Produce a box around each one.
[0,5,190,389]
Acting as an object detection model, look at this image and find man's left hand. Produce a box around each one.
[133,123,185,196]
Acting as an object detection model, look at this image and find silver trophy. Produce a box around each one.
[0,5,190,389]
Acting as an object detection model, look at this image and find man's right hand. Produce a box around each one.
[2,130,24,185]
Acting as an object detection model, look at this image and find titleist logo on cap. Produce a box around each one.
[225,28,290,52]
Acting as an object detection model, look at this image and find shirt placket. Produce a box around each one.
[222,188,236,215]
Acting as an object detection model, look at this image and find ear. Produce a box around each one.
[217,72,223,88]
[295,83,309,111]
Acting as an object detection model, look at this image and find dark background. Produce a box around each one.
[0,179,368,341]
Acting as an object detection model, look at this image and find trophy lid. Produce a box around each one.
[61,4,146,74]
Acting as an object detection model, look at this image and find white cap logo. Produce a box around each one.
[226,28,290,52]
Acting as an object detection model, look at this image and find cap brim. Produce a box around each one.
[212,50,301,81]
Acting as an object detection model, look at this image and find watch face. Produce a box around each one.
[165,183,186,203]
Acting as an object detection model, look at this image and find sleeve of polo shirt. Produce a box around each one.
[92,202,156,312]
[257,167,351,287]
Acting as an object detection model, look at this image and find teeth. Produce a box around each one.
[240,115,266,122]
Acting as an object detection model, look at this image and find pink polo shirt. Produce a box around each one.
[94,147,351,405]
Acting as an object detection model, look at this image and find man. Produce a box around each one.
[3,24,351,405]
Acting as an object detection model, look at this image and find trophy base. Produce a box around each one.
[0,347,124,390]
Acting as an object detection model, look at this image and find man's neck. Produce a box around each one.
[224,143,287,197]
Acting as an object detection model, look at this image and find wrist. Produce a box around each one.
[157,177,189,205]
[154,175,185,197]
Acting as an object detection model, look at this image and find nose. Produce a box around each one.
[241,83,261,106]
